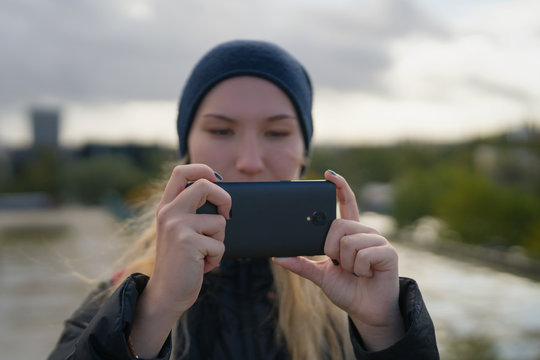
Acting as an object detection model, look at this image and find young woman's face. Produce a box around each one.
[188,76,305,182]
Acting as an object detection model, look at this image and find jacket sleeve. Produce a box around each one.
[47,273,172,360]
[349,277,439,360]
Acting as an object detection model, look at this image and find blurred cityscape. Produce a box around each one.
[2,106,540,268]
[0,106,177,213]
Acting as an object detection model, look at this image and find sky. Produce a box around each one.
[1,0,539,148]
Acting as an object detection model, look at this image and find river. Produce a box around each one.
[1,207,539,359]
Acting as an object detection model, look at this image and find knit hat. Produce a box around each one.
[177,40,313,158]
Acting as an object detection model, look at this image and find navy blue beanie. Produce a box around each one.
[177,40,313,158]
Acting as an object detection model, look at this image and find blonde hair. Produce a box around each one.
[114,165,354,360]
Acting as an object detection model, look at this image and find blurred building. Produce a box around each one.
[31,107,60,150]
[4,106,64,175]
[0,146,11,184]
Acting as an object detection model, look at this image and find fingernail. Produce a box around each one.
[214,171,223,180]
[328,169,338,176]
[331,259,340,266]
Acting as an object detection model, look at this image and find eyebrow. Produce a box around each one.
[202,113,297,122]
[267,114,297,121]
[202,114,236,123]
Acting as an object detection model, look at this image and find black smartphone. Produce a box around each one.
[196,180,336,258]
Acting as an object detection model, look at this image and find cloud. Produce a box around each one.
[3,0,538,147]
[466,77,534,104]
[314,0,540,144]
[0,0,446,111]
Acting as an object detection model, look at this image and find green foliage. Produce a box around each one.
[393,165,540,247]
[436,172,539,247]
[61,154,147,204]
[392,166,464,227]
[309,142,473,185]
[1,145,177,206]
[7,148,64,195]
[521,221,540,257]
[309,134,540,256]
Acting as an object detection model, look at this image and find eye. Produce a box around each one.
[265,130,290,138]
[208,128,234,136]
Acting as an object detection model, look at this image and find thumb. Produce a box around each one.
[272,256,325,287]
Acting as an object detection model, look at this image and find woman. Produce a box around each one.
[48,40,438,360]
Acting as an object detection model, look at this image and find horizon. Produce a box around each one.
[3,114,536,152]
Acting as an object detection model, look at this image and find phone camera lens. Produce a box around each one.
[311,211,327,226]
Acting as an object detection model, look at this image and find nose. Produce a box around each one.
[235,133,264,176]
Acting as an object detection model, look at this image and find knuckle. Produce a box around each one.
[158,212,188,235]
[217,241,226,253]
[216,215,227,227]
[193,178,212,191]
[192,162,210,171]
[372,233,389,245]
[323,246,337,258]
[386,244,399,261]
[156,204,171,225]
[156,200,166,215]
[355,249,368,261]
[174,225,199,246]
[165,217,186,235]
[366,225,381,235]
[340,234,354,248]
[172,165,184,178]
[155,206,163,221]
[331,218,346,230]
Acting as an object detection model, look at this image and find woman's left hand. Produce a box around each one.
[273,170,405,351]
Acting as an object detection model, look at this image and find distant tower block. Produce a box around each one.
[31,107,60,149]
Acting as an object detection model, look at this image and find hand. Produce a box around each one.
[146,164,231,315]
[273,170,404,351]
[130,164,231,358]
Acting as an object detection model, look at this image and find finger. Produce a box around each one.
[188,234,226,274]
[160,164,222,208]
[324,218,380,262]
[354,245,398,278]
[169,178,232,219]
[339,233,388,273]
[272,256,326,287]
[325,170,360,221]
[181,213,227,242]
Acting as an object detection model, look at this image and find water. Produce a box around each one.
[1,207,539,359]
[0,207,121,360]
[397,245,540,359]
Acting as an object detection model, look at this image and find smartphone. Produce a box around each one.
[196,180,336,258]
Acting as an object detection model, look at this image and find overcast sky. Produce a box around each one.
[1,0,539,147]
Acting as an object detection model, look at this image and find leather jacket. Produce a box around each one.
[47,258,439,359]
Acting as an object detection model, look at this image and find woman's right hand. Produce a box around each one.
[130,164,231,358]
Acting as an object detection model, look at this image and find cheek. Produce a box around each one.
[188,137,226,166]
[267,145,305,174]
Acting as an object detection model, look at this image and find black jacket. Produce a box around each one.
[47,259,439,359]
